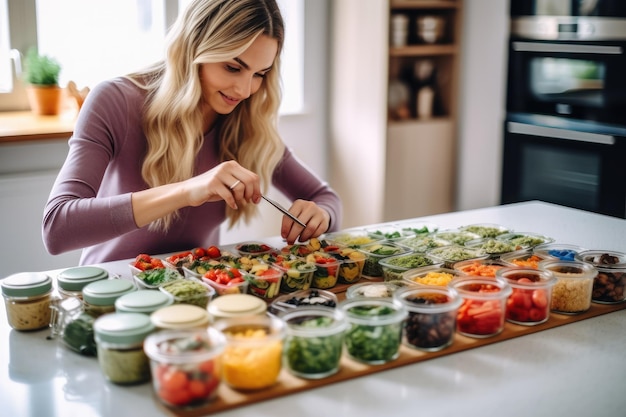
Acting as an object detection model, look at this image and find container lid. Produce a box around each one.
[57,266,109,291]
[94,312,154,345]
[150,304,210,329]
[207,293,267,319]
[82,279,136,306]
[1,272,52,297]
[115,290,174,313]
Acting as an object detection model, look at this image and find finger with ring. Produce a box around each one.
[229,179,241,190]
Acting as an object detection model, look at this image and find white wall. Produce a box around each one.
[455,0,509,211]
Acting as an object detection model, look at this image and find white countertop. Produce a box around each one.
[2,201,625,417]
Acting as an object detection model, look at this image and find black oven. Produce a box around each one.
[501,114,626,218]
[501,0,626,218]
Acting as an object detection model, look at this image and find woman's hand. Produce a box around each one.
[281,199,330,244]
[184,160,262,210]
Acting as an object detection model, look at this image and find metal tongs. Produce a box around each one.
[262,195,307,228]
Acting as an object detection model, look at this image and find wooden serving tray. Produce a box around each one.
[161,286,626,416]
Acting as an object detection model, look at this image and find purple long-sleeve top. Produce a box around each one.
[42,77,342,265]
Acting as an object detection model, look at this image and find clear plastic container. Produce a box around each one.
[244,263,284,299]
[458,223,511,238]
[432,229,480,246]
[332,247,366,284]
[394,285,462,351]
[576,250,626,304]
[539,259,597,314]
[497,267,557,326]
[339,297,407,364]
[150,304,210,330]
[322,229,383,248]
[358,242,412,279]
[345,281,400,299]
[534,243,587,262]
[305,251,341,289]
[453,259,510,278]
[1,272,53,331]
[235,241,275,257]
[82,278,136,318]
[464,238,519,258]
[499,250,548,269]
[449,276,512,338]
[397,235,451,253]
[427,245,489,269]
[132,268,183,290]
[403,265,466,287]
[393,221,439,236]
[496,232,555,250]
[93,312,155,385]
[199,264,249,296]
[282,306,347,379]
[379,252,443,282]
[271,257,316,293]
[56,266,109,299]
[144,327,226,409]
[213,315,285,390]
[115,290,174,314]
[365,225,416,242]
[159,278,215,308]
[269,289,338,316]
[207,293,267,321]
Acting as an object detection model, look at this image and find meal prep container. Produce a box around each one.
[339,297,407,365]
[269,289,338,316]
[159,278,215,309]
[213,315,285,390]
[449,276,512,338]
[150,304,210,330]
[403,266,467,287]
[539,259,597,314]
[458,223,511,238]
[115,290,174,314]
[56,266,109,299]
[305,251,341,289]
[358,242,412,279]
[198,264,249,296]
[496,232,554,250]
[365,225,416,242]
[379,252,442,282]
[393,221,439,236]
[394,286,462,351]
[332,247,367,284]
[346,281,402,299]
[132,268,183,290]
[576,250,626,304]
[397,235,451,253]
[496,267,557,326]
[432,229,480,246]
[235,241,275,257]
[499,250,548,269]
[144,327,226,409]
[2,272,53,331]
[427,245,489,269]
[93,312,155,385]
[534,243,587,262]
[323,229,383,248]
[207,293,267,322]
[82,278,136,318]
[453,259,509,278]
[282,306,348,379]
[464,238,519,258]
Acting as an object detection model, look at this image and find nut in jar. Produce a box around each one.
[1,272,53,331]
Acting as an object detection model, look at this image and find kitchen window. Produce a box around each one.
[0,0,303,114]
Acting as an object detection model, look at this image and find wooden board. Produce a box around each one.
[161,294,626,416]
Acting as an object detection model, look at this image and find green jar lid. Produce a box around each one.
[94,313,154,345]
[82,279,136,306]
[57,266,109,291]
[115,290,174,314]
[1,272,52,298]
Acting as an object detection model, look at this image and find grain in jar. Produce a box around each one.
[539,260,597,314]
[94,313,155,385]
[2,272,53,331]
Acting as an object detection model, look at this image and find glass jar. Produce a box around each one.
[576,250,626,304]
[94,312,155,385]
[281,306,347,379]
[144,327,226,409]
[1,272,53,331]
[339,297,407,364]
[539,259,597,314]
[150,304,210,330]
[82,279,136,318]
[213,315,285,390]
[394,286,462,352]
[56,266,109,299]
[51,297,98,356]
[115,289,174,314]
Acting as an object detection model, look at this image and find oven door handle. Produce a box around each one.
[512,41,623,55]
[508,122,616,145]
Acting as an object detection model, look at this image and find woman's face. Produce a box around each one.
[199,34,278,115]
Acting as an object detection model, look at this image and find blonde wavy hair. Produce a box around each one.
[126,0,285,231]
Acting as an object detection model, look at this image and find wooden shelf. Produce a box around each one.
[390,0,460,9]
[390,44,458,56]
[0,110,75,143]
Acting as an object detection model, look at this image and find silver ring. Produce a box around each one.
[229,179,241,190]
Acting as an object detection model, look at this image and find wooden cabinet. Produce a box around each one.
[330,0,463,228]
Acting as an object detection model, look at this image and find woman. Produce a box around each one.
[42,0,342,265]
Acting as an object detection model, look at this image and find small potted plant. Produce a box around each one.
[23,48,63,115]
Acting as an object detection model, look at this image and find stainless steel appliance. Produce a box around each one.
[501,0,626,218]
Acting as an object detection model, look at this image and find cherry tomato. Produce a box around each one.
[188,379,208,399]
[206,245,221,259]
[193,247,206,258]
[160,369,188,392]
[532,289,548,309]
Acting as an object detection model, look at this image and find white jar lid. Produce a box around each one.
[207,293,267,319]
[150,304,210,329]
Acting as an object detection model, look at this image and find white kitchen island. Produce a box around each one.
[2,201,625,417]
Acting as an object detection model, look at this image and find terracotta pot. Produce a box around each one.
[26,85,63,115]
